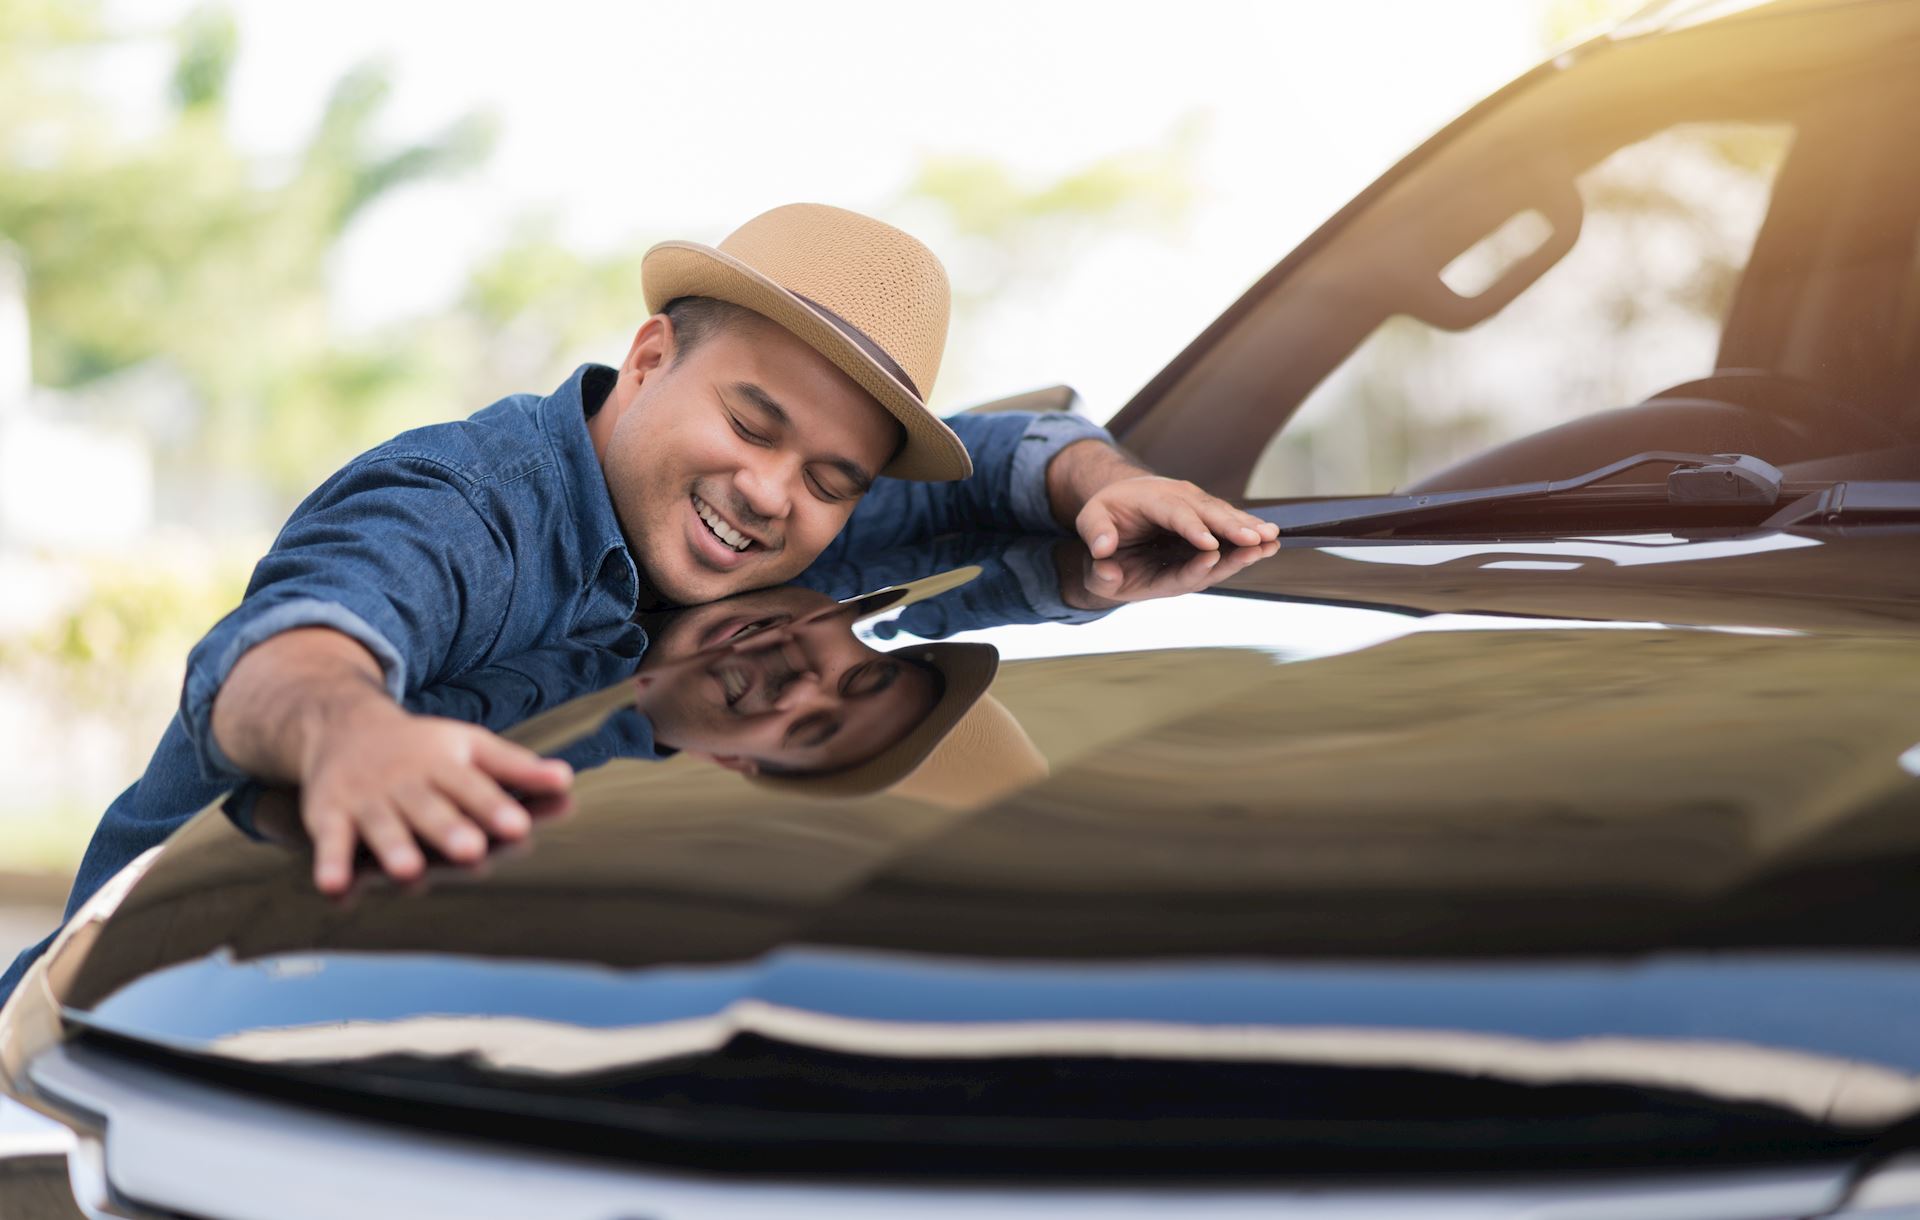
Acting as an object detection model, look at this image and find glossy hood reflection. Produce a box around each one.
[491,570,1016,801]
[42,526,1920,1169]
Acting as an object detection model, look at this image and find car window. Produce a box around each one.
[1112,5,1920,503]
[1247,122,1792,497]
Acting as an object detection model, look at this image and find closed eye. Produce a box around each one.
[807,470,857,504]
[728,414,772,446]
[840,660,900,698]
[784,711,839,749]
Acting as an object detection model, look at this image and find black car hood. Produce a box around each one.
[52,524,1920,1168]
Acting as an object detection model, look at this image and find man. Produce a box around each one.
[4,203,1272,1003]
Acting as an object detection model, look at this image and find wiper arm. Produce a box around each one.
[1254,452,1787,536]
[1763,481,1920,528]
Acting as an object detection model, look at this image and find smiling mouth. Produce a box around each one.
[693,494,755,553]
[717,663,753,707]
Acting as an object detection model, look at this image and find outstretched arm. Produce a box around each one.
[210,628,569,893]
[181,457,568,894]
[824,411,1276,563]
[1043,438,1277,557]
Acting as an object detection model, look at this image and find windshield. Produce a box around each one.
[1117,1,1920,503]
[1256,121,1793,496]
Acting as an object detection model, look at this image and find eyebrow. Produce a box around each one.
[731,381,876,494]
[733,381,790,428]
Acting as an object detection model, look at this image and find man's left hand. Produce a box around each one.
[1047,439,1279,559]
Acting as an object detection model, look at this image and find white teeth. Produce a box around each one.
[693,496,751,552]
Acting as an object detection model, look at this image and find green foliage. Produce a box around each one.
[0,3,1198,875]
[170,5,237,112]
[0,4,496,494]
[457,217,651,386]
[3,552,250,697]
[902,115,1202,305]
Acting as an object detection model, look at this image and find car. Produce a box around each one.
[8,0,1920,1215]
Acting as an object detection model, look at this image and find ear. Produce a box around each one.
[687,750,760,777]
[621,313,677,383]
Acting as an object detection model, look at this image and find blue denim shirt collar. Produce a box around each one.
[538,363,641,613]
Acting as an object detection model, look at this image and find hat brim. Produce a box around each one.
[747,641,999,799]
[643,241,971,483]
[835,564,983,625]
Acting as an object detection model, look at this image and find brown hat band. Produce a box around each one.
[791,290,922,401]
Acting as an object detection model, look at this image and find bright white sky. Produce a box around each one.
[104,0,1563,418]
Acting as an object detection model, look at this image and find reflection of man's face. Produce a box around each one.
[636,586,937,777]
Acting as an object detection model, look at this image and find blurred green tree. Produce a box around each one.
[901,119,1199,309]
[0,3,1199,876]
[0,1,494,495]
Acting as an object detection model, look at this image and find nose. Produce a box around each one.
[733,450,795,524]
[770,666,830,713]
[767,637,832,711]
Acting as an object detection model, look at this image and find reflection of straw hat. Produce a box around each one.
[642,203,966,482]
[750,643,1047,807]
[748,565,1048,805]
[886,687,1049,810]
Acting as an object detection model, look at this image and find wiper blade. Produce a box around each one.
[1255,452,1788,536]
[1763,481,1920,528]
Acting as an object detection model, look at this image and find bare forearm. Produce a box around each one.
[1045,439,1150,534]
[209,627,395,784]
[1044,438,1278,558]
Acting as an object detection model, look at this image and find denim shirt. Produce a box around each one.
[0,364,1108,1004]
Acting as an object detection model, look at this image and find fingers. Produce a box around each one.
[1078,477,1279,554]
[354,804,426,882]
[1208,539,1280,584]
[1076,502,1121,559]
[299,720,571,893]
[1179,547,1224,584]
[1165,503,1221,551]
[1109,493,1220,551]
[392,783,488,864]
[437,764,532,840]
[1088,537,1277,607]
[1199,500,1278,548]
[309,809,357,895]
[472,733,573,795]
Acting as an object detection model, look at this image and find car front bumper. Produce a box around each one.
[20,1038,1897,1220]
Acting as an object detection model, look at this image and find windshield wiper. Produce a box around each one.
[1761,480,1920,528]
[1254,452,1920,536]
[1254,452,1789,536]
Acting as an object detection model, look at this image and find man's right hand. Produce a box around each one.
[210,626,573,895]
[299,701,572,894]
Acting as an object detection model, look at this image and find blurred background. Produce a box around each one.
[0,0,1637,916]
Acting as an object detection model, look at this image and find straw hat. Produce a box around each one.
[642,203,968,482]
[749,642,1048,808]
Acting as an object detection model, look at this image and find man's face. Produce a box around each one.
[593,312,902,606]
[634,589,937,775]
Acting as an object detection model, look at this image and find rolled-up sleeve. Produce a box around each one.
[180,456,515,782]
[1006,412,1112,533]
[824,410,1114,561]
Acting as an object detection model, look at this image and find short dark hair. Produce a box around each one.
[662,296,764,363]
